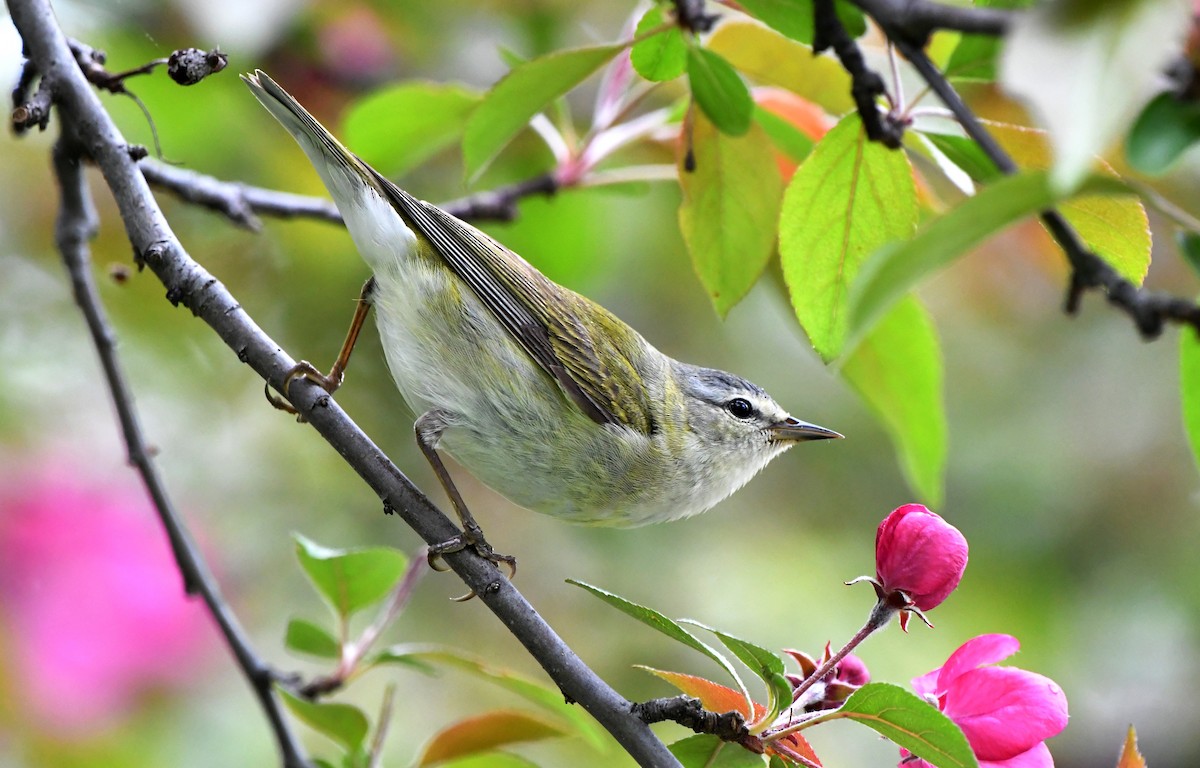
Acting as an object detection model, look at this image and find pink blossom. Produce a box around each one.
[784,645,869,711]
[0,465,216,736]
[875,504,968,627]
[903,634,1069,768]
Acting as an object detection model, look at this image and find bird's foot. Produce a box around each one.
[427,523,517,602]
[265,360,344,417]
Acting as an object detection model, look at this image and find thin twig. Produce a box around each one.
[141,157,559,227]
[51,136,313,768]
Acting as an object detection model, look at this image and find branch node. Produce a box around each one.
[632,696,749,744]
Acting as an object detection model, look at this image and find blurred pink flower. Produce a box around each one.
[0,465,215,736]
[875,504,968,629]
[903,634,1069,768]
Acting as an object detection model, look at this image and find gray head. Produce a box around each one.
[675,363,841,456]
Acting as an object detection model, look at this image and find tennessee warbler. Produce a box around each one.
[243,70,840,567]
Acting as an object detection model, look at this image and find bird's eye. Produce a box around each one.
[725,397,755,419]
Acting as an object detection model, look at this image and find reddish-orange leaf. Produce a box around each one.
[771,731,823,767]
[754,87,832,175]
[640,667,764,721]
[416,709,568,766]
[1117,725,1147,768]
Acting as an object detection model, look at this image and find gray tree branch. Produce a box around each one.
[6,0,681,765]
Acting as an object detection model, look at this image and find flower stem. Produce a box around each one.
[764,599,896,743]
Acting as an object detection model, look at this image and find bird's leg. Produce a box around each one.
[268,277,376,415]
[415,410,517,589]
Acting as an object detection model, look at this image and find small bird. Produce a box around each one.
[244,70,840,568]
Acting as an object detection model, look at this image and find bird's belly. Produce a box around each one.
[367,267,764,528]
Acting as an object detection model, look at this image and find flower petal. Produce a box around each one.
[979,742,1055,768]
[944,667,1068,760]
[934,634,1021,692]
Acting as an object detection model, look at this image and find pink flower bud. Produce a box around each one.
[875,504,968,613]
[903,634,1069,768]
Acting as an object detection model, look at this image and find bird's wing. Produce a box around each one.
[371,170,655,435]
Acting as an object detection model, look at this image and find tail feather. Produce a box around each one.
[241,70,369,203]
[243,70,419,274]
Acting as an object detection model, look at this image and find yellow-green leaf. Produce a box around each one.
[780,114,917,361]
[707,22,852,115]
[842,298,946,505]
[984,121,1150,284]
[679,113,783,316]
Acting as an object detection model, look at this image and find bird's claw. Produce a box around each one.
[427,527,517,602]
[265,360,343,417]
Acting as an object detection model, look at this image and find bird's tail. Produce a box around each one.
[241,69,372,205]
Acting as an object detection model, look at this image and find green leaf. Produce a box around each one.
[736,0,815,44]
[687,47,754,136]
[944,0,1034,81]
[417,710,569,766]
[707,21,853,115]
[755,105,815,165]
[845,170,1135,346]
[568,580,752,712]
[278,687,370,755]
[293,534,408,621]
[999,0,1192,192]
[670,734,768,768]
[923,133,1002,183]
[843,298,946,505]
[1126,91,1200,175]
[631,6,687,82]
[463,43,624,181]
[1178,231,1200,277]
[834,0,867,38]
[366,644,439,675]
[379,644,606,750]
[342,82,481,178]
[285,617,341,660]
[1181,325,1200,474]
[682,621,791,724]
[679,113,783,316]
[779,114,918,361]
[810,682,978,768]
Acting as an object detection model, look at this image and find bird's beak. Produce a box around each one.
[768,417,843,443]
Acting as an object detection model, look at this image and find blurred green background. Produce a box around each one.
[2,1,1200,766]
